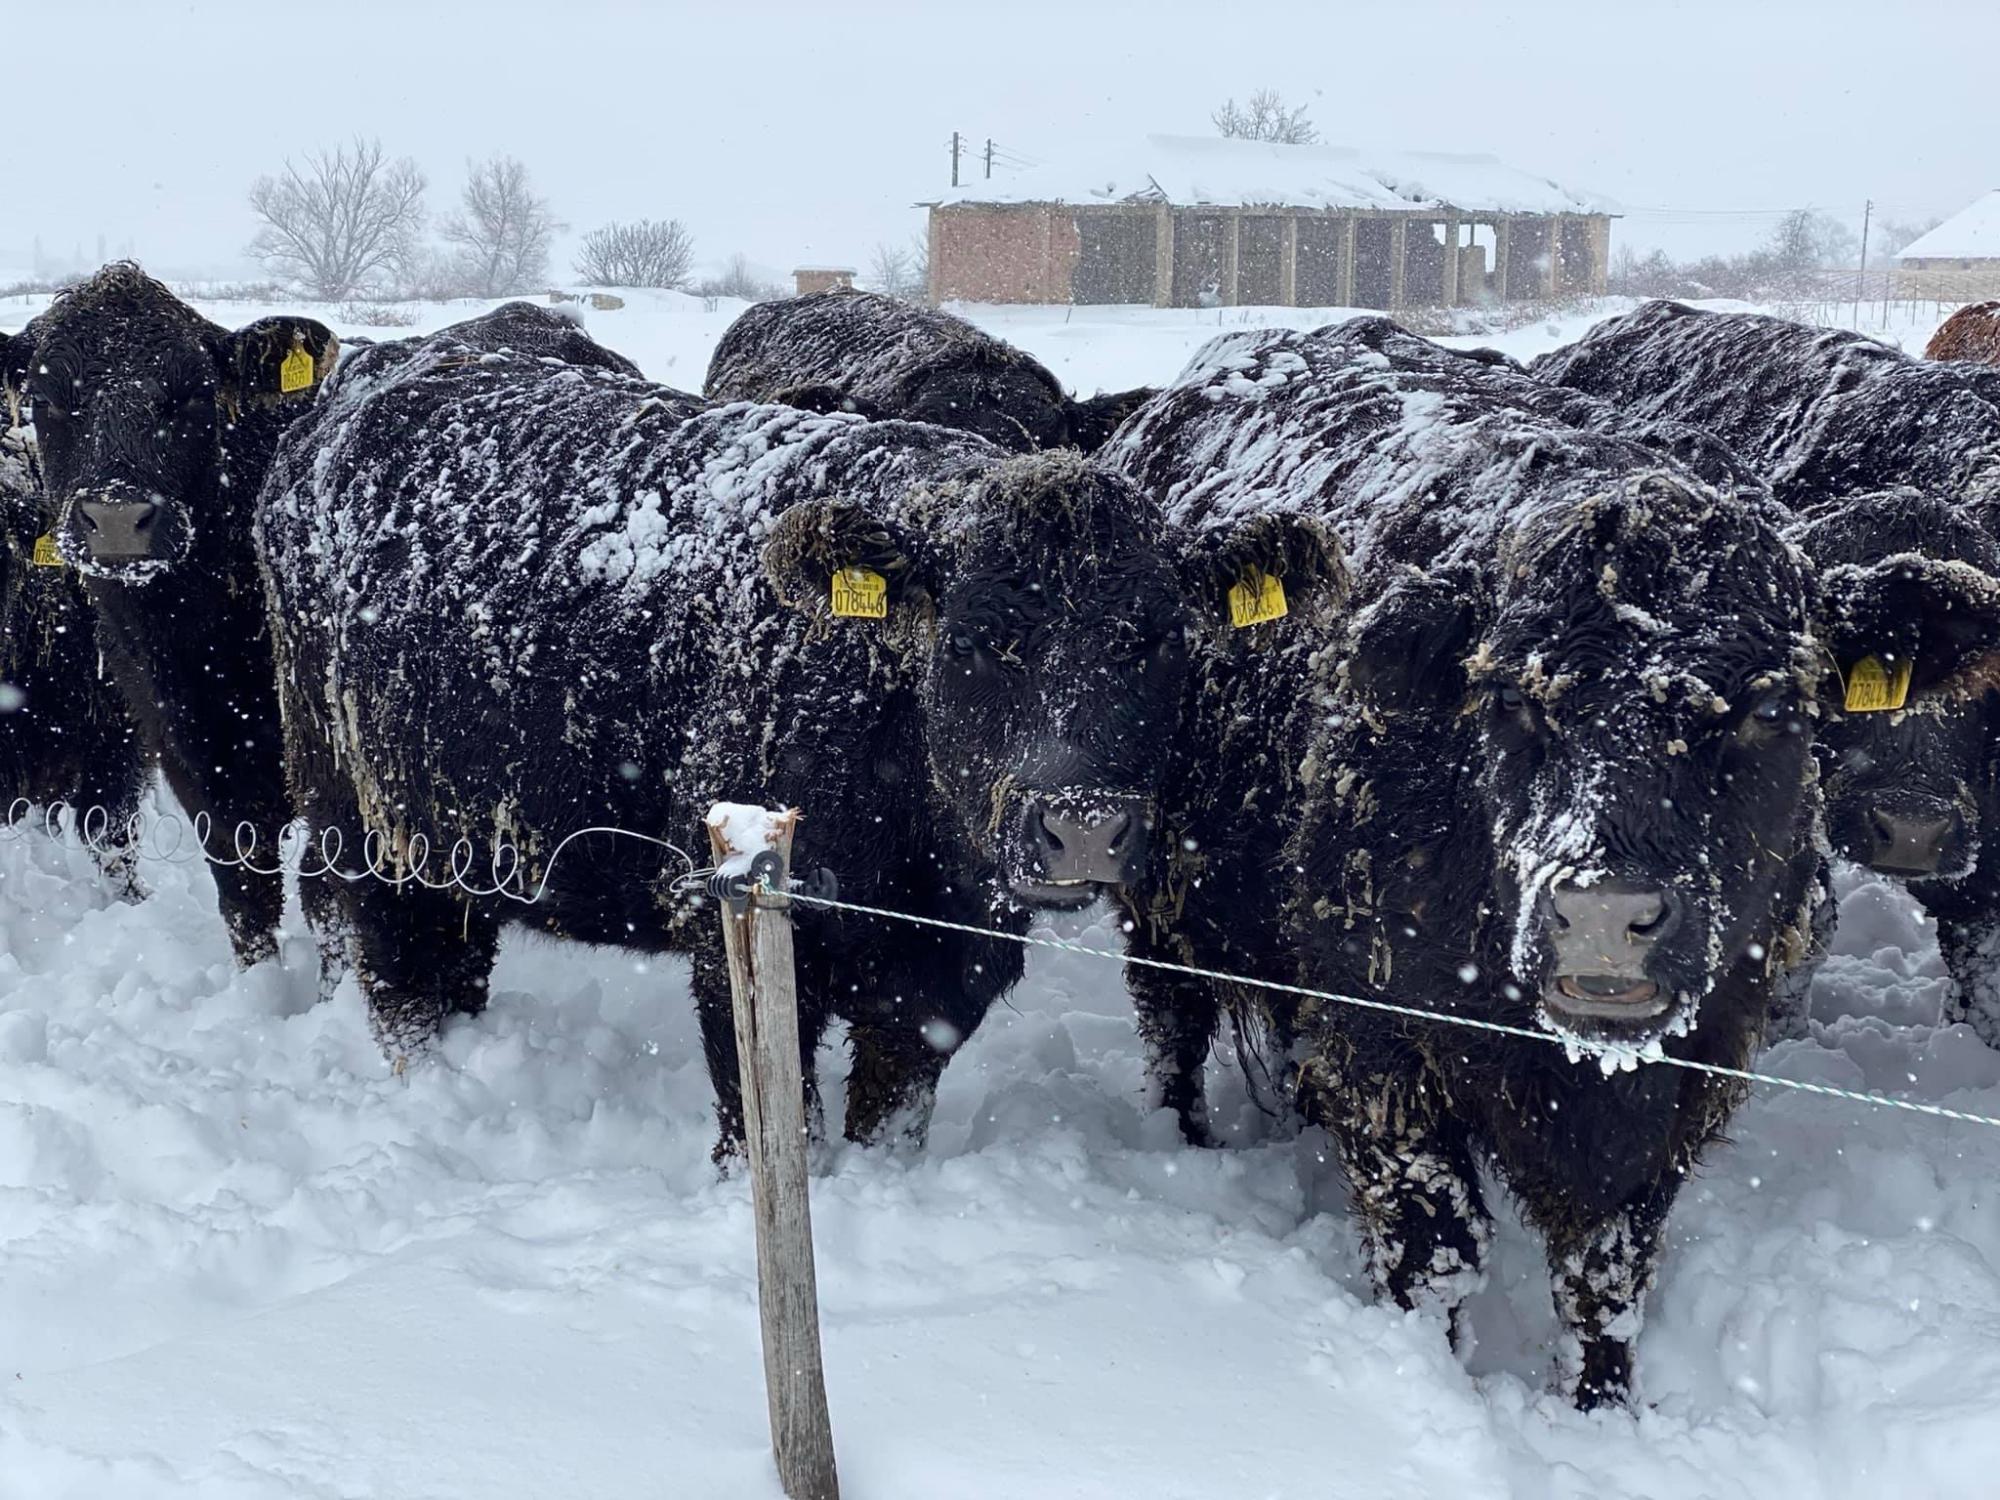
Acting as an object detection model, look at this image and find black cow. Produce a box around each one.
[1535,301,2000,1040]
[0,265,336,968]
[704,288,1154,454]
[257,306,1258,1154]
[1108,318,1827,1408]
[0,423,149,890]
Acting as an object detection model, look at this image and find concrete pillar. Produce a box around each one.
[926,209,943,304]
[1440,217,1460,307]
[1589,215,1611,294]
[1154,205,1175,308]
[1280,216,1299,307]
[1494,217,1512,301]
[1388,218,1407,311]
[1338,214,1357,306]
[1546,214,1563,296]
[1224,211,1241,307]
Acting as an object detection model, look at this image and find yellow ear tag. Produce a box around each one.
[830,566,887,619]
[278,346,316,395]
[1843,654,1914,713]
[31,534,63,568]
[1228,568,1288,628]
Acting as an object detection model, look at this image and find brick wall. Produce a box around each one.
[929,205,1079,303]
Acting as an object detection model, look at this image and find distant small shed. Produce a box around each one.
[794,266,856,296]
[923,134,1614,311]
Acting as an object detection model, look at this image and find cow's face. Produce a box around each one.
[767,453,1340,909]
[1354,477,1820,1045]
[1796,495,2000,882]
[0,266,333,582]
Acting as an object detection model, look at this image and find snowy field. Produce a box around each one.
[3,288,1999,1498]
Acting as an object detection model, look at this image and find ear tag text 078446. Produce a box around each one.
[831,566,888,619]
[1844,654,1914,713]
[279,346,317,395]
[1228,567,1288,628]
[31,534,63,569]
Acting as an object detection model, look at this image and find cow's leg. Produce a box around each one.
[155,747,286,966]
[343,882,498,1065]
[1542,1182,1676,1410]
[1935,910,2000,1047]
[1303,1059,1491,1333]
[76,730,151,904]
[301,875,353,1006]
[1128,961,1219,1146]
[841,927,1017,1149]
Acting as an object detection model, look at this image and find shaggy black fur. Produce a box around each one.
[1535,300,2000,1040]
[0,265,335,966]
[704,289,1154,454]
[257,306,1240,1155]
[0,424,149,890]
[1106,317,1827,1408]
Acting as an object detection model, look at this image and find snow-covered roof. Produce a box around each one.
[1896,192,2000,262]
[932,134,1606,216]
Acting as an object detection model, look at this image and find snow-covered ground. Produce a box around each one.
[3,288,1997,1498]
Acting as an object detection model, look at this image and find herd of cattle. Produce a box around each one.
[5,268,2000,1408]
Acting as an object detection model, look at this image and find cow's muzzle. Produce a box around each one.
[75,487,163,560]
[1539,878,1680,1021]
[1863,800,1967,877]
[1010,791,1154,906]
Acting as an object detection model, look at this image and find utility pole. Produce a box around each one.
[1855,198,1872,327]
[985,139,994,180]
[950,131,961,188]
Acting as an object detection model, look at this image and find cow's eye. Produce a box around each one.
[1497,684,1527,713]
[948,631,979,658]
[1754,696,1787,722]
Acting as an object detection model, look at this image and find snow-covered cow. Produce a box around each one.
[0,264,336,967]
[1108,317,1827,1408]
[256,305,1257,1154]
[0,423,149,891]
[1535,300,2000,1039]
[704,288,1154,454]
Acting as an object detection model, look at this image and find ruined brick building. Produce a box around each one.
[925,134,1613,310]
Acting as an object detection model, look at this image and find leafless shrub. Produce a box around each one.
[690,252,785,303]
[1213,89,1317,145]
[441,155,562,298]
[337,301,419,327]
[869,235,930,300]
[247,137,427,301]
[574,218,695,288]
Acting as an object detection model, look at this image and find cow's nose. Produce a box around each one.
[1866,806,1959,875]
[1026,797,1150,886]
[1546,879,1679,970]
[76,496,159,559]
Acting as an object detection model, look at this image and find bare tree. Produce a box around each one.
[247,138,427,300]
[441,155,562,298]
[1213,88,1318,145]
[869,241,918,299]
[692,252,785,303]
[1872,216,1944,265]
[574,218,695,288]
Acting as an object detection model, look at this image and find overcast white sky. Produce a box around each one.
[5,0,1994,283]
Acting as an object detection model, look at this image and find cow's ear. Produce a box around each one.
[769,384,885,421]
[1066,387,1156,453]
[1344,563,1485,718]
[1816,553,2000,707]
[217,317,339,410]
[1178,511,1347,632]
[763,498,936,621]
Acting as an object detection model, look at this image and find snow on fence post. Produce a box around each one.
[706,803,840,1500]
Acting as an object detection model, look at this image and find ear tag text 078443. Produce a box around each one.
[279,346,317,395]
[1228,568,1288,628]
[31,534,63,569]
[1844,654,1914,713]
[831,566,888,619]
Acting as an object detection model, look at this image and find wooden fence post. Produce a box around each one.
[707,803,839,1500]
